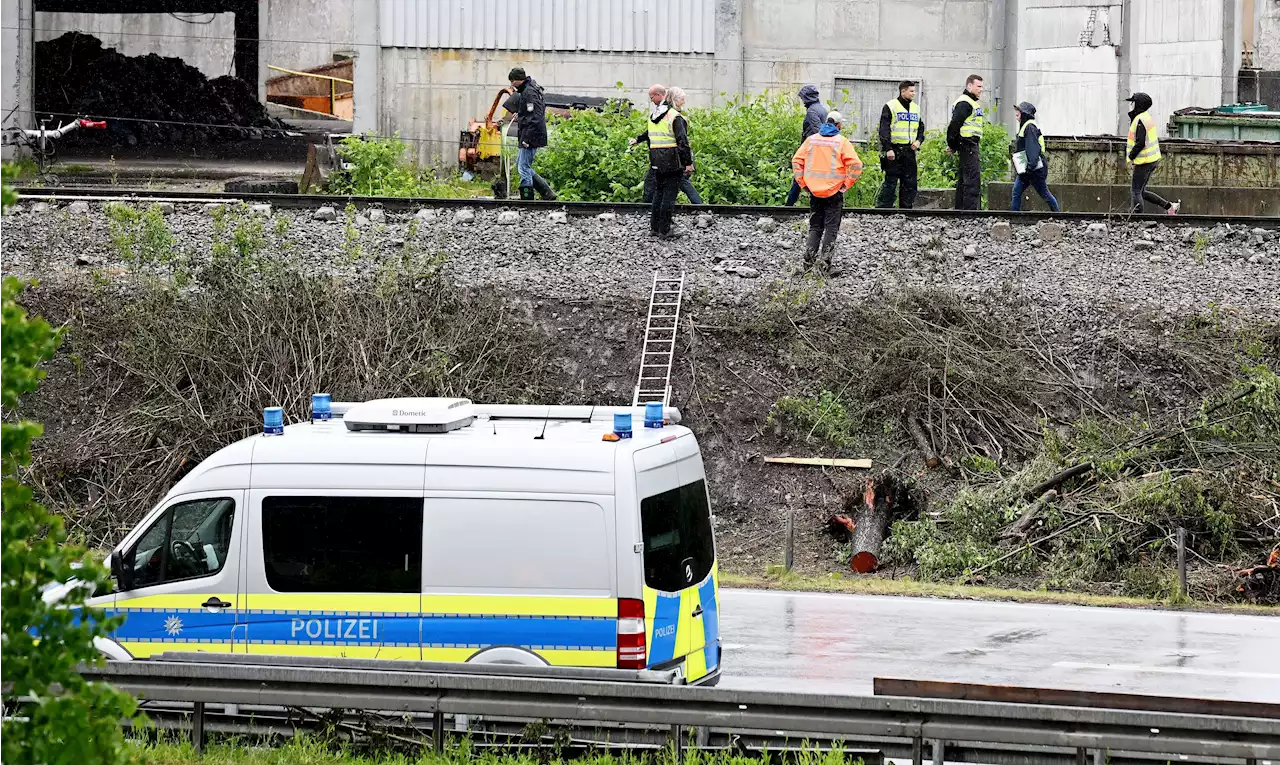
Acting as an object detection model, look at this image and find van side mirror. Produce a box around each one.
[110,551,134,592]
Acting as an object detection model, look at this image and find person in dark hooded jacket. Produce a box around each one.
[500,90,555,200]
[1010,102,1060,212]
[784,84,828,206]
[507,67,552,201]
[1124,92,1180,214]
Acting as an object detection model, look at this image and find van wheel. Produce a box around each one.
[465,646,548,667]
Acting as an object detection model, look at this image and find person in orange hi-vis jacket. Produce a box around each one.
[791,111,863,277]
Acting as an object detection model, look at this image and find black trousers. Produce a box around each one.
[1131,160,1172,213]
[876,145,918,209]
[955,141,981,210]
[806,191,844,261]
[651,170,682,234]
[643,168,702,204]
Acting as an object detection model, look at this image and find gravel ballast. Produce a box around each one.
[4,202,1278,322]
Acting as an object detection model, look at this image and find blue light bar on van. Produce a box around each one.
[644,402,664,429]
[311,392,332,421]
[613,412,633,439]
[263,407,284,435]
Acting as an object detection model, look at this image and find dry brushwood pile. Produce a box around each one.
[4,202,1279,604]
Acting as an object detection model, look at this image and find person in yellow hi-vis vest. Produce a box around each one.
[1125,92,1180,215]
[876,80,925,209]
[946,74,984,210]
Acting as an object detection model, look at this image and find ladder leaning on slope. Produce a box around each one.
[632,273,686,408]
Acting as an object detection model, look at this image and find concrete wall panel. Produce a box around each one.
[1022,47,1119,136]
[260,0,355,73]
[34,11,236,79]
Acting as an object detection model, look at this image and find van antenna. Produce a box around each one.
[534,406,551,440]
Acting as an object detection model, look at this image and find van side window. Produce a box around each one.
[128,498,236,589]
[640,480,715,592]
[262,496,423,593]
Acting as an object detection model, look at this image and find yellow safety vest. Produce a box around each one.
[1018,118,1046,154]
[648,108,679,150]
[1127,111,1161,165]
[887,98,921,145]
[953,93,983,139]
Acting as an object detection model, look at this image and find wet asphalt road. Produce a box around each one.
[716,589,1280,701]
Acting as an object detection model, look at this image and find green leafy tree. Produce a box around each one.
[2,263,140,760]
[2,163,18,210]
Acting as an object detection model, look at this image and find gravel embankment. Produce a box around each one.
[4,201,1278,321]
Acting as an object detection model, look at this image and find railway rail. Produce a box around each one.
[13,185,1280,228]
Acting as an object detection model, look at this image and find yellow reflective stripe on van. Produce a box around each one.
[117,641,237,659]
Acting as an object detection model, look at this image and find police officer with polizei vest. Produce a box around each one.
[876,80,924,209]
[947,74,985,210]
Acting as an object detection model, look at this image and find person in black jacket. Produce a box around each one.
[499,90,555,200]
[875,80,925,209]
[784,84,828,206]
[1010,102,1060,212]
[1125,92,1180,215]
[946,74,984,210]
[507,67,552,201]
[629,86,693,238]
[640,88,703,205]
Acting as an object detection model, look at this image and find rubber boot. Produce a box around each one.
[518,185,535,201]
[802,246,819,273]
[818,244,842,277]
[532,173,557,201]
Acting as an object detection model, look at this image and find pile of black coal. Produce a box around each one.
[35,32,287,145]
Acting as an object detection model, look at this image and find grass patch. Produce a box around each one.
[139,736,866,765]
[718,571,1278,615]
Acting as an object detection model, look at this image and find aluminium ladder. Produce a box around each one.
[632,272,686,407]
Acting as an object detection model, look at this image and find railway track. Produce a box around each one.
[14,185,1280,228]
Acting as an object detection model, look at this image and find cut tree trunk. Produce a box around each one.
[846,474,905,573]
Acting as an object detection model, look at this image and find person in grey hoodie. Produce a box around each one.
[784,84,828,206]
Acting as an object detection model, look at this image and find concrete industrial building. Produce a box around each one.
[3,0,1277,167]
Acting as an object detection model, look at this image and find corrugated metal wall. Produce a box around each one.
[380,0,716,53]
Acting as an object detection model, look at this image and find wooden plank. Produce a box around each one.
[873,678,1280,720]
[764,456,872,469]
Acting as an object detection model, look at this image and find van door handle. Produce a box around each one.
[202,597,231,609]
[691,605,703,618]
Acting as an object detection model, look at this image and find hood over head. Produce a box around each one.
[1126,92,1152,118]
[799,84,821,107]
[1017,101,1037,120]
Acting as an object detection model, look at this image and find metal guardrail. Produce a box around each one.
[75,654,1280,763]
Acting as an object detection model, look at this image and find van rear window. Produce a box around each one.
[262,496,422,593]
[640,480,715,592]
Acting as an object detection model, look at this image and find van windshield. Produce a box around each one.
[640,480,715,592]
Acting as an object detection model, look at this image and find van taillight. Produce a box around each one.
[617,598,647,669]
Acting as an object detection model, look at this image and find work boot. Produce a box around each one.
[518,185,535,201]
[802,246,819,273]
[531,174,558,201]
[818,245,842,277]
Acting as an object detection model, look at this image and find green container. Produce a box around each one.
[1217,103,1269,113]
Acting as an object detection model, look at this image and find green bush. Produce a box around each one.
[2,275,141,765]
[537,94,1010,207]
[329,134,490,198]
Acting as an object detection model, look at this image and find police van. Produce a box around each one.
[88,397,722,685]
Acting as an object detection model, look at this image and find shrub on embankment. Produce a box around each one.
[328,94,1011,206]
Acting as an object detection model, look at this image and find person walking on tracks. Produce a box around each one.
[507,67,553,201]
[791,112,864,276]
[1125,92,1180,215]
[947,74,985,210]
[632,84,693,238]
[784,84,829,206]
[876,80,924,209]
[1010,102,1060,212]
[641,87,703,205]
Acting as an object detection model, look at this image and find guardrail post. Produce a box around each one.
[1177,527,1188,598]
[672,724,684,764]
[1092,748,1106,765]
[192,701,206,754]
[912,736,923,765]
[931,739,944,765]
[433,711,444,753]
[1076,747,1087,765]
[785,509,796,572]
